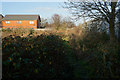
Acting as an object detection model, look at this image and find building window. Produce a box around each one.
[5,21,10,24]
[17,21,21,24]
[29,21,34,24]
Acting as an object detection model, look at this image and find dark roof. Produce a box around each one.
[0,14,3,16]
[2,15,40,20]
[0,14,3,21]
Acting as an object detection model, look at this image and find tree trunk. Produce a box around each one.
[118,27,120,41]
[118,15,120,41]
[109,2,117,42]
[109,19,116,42]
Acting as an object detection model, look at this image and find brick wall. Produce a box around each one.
[2,20,38,29]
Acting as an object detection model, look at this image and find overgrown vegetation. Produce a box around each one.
[2,28,120,79]
[2,34,75,79]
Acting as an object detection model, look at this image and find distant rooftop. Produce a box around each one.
[0,14,3,16]
[2,15,40,20]
[0,14,3,17]
[0,14,3,21]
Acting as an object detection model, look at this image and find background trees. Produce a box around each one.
[64,0,120,41]
[50,14,76,30]
[52,14,61,30]
[40,18,48,28]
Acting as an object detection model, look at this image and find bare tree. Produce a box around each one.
[40,18,47,28]
[64,0,120,41]
[62,17,76,29]
[117,7,120,40]
[52,14,61,30]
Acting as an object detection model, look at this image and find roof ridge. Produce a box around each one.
[6,14,38,16]
[2,15,40,20]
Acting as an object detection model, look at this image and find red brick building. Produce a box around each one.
[2,15,41,29]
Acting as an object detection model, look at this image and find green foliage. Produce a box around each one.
[2,34,75,79]
[2,29,120,79]
[28,28,34,36]
[2,28,12,32]
[69,31,120,78]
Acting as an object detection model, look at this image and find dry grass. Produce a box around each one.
[1,27,85,39]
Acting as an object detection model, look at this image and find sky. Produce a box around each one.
[0,1,83,25]
[2,2,71,18]
[1,0,68,2]
[0,1,2,14]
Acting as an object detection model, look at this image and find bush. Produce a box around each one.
[2,34,75,79]
[2,29,120,79]
[68,31,120,78]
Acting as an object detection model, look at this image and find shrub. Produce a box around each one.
[2,34,75,79]
[70,31,120,78]
[2,28,120,79]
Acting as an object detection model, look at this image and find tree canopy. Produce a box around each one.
[64,0,120,41]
